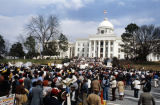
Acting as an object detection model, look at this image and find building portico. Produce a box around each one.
[75,17,125,59]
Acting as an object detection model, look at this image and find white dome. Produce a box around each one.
[98,18,114,29]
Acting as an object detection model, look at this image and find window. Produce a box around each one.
[118,54,120,59]
[83,43,85,46]
[78,43,80,46]
[105,53,108,58]
[92,47,94,51]
[110,54,113,58]
[110,47,113,52]
[106,42,108,45]
[157,55,160,60]
[87,48,89,52]
[82,48,84,52]
[82,54,84,57]
[111,41,113,45]
[118,48,121,53]
[106,47,108,51]
[101,41,103,46]
[100,48,103,52]
[77,53,79,57]
[78,48,80,51]
[101,30,104,34]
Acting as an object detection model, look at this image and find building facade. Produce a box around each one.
[75,18,125,59]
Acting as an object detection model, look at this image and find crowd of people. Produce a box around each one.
[0,59,159,105]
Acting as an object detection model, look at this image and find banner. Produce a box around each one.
[0,94,15,105]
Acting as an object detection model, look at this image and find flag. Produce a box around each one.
[104,10,107,14]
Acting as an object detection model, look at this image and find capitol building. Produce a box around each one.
[44,16,159,61]
[74,17,124,59]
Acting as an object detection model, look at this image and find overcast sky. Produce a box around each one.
[0,0,160,43]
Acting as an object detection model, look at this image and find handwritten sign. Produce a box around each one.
[0,94,15,105]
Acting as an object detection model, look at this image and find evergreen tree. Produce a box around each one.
[9,42,25,58]
[24,35,38,58]
[59,33,68,52]
[0,35,5,58]
[121,23,139,60]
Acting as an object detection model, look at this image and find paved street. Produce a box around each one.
[107,85,160,105]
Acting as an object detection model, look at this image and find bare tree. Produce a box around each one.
[26,15,59,56]
[136,25,160,61]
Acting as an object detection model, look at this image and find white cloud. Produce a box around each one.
[60,19,98,41]
[22,0,94,10]
[0,15,32,43]
[118,1,125,6]
[0,14,156,43]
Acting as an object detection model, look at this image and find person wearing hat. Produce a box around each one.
[43,80,52,98]
[44,88,61,105]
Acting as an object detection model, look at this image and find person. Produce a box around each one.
[0,75,10,97]
[70,85,78,105]
[44,88,61,105]
[87,90,101,105]
[24,74,31,90]
[82,78,88,105]
[117,79,124,100]
[110,76,117,101]
[12,76,19,94]
[30,80,43,105]
[102,75,110,100]
[138,86,155,105]
[132,77,141,98]
[42,80,52,98]
[91,76,101,93]
[15,79,29,105]
[153,73,159,88]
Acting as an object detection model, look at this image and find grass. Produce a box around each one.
[119,60,160,71]
[0,59,62,65]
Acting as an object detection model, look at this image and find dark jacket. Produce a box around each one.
[44,96,61,105]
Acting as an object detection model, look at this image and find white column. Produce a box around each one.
[103,40,106,58]
[108,40,110,58]
[94,40,96,57]
[89,41,92,57]
[98,40,101,58]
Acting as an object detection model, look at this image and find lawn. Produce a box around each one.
[119,60,160,71]
[0,59,62,65]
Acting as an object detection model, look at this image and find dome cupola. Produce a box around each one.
[97,18,114,35]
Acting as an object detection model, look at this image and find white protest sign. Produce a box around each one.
[15,62,23,67]
[64,63,69,67]
[56,64,63,69]
[80,64,86,69]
